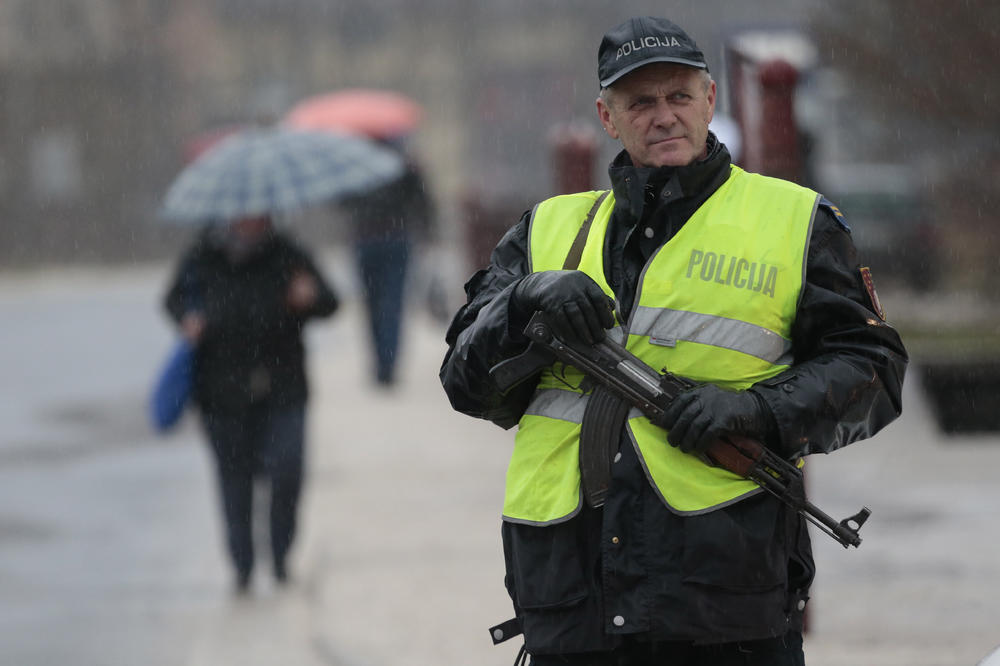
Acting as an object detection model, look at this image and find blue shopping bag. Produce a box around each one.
[149,339,195,432]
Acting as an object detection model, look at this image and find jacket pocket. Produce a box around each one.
[680,497,786,592]
[503,520,589,610]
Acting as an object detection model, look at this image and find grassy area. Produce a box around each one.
[897,324,1000,363]
[883,287,1000,363]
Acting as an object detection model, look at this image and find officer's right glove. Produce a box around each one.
[510,270,615,345]
[654,384,770,455]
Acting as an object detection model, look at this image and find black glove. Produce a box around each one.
[511,270,615,345]
[655,384,769,454]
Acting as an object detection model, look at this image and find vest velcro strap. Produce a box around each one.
[489,617,523,644]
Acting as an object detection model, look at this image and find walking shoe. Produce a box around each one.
[273,560,289,585]
[234,569,252,595]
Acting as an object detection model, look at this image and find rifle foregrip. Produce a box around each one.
[705,436,763,478]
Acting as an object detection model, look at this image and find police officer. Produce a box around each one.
[440,16,907,666]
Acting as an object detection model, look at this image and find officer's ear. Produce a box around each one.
[704,79,717,125]
[596,92,620,140]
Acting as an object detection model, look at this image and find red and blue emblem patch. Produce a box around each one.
[859,267,885,321]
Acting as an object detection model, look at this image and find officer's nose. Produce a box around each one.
[651,98,678,127]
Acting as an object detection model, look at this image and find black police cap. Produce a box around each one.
[598,16,708,88]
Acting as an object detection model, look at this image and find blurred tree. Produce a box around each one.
[812,0,1000,293]
[814,0,998,133]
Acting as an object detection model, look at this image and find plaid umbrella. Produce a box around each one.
[160,127,404,224]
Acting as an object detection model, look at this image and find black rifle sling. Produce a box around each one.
[561,191,610,270]
[559,189,624,508]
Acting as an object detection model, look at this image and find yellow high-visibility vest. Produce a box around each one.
[503,166,819,525]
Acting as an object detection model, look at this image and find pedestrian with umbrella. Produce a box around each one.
[284,89,436,387]
[159,126,402,592]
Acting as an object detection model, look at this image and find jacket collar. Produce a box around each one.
[607,132,730,222]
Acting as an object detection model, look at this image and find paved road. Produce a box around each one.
[1,260,998,665]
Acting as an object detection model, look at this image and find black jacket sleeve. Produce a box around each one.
[281,240,340,320]
[752,206,908,457]
[163,244,204,325]
[439,212,535,429]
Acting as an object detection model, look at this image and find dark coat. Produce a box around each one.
[338,160,435,243]
[439,136,908,653]
[164,230,338,414]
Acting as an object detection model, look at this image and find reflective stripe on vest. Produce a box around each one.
[631,306,794,366]
[503,168,818,524]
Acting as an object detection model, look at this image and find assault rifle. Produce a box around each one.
[490,311,871,549]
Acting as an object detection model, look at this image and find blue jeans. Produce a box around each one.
[200,405,305,578]
[355,237,411,384]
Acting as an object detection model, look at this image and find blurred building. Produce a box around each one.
[0,1,175,264]
[0,0,820,267]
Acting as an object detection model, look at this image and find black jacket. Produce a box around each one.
[164,230,338,414]
[338,160,435,243]
[439,137,907,653]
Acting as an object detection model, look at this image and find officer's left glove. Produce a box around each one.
[654,384,770,455]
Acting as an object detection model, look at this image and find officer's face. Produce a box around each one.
[597,64,716,168]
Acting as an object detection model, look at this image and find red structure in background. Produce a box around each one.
[459,189,517,274]
[725,30,816,185]
[461,122,600,273]
[548,122,600,194]
[756,59,804,184]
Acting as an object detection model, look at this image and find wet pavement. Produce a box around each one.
[1,258,998,665]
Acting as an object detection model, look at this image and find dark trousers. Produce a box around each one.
[529,632,805,666]
[355,237,410,384]
[200,405,305,578]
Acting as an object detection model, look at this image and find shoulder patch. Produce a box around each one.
[859,267,886,321]
[819,196,851,233]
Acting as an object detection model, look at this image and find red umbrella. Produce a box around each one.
[283,89,423,140]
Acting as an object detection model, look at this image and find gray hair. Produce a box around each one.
[600,67,713,107]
